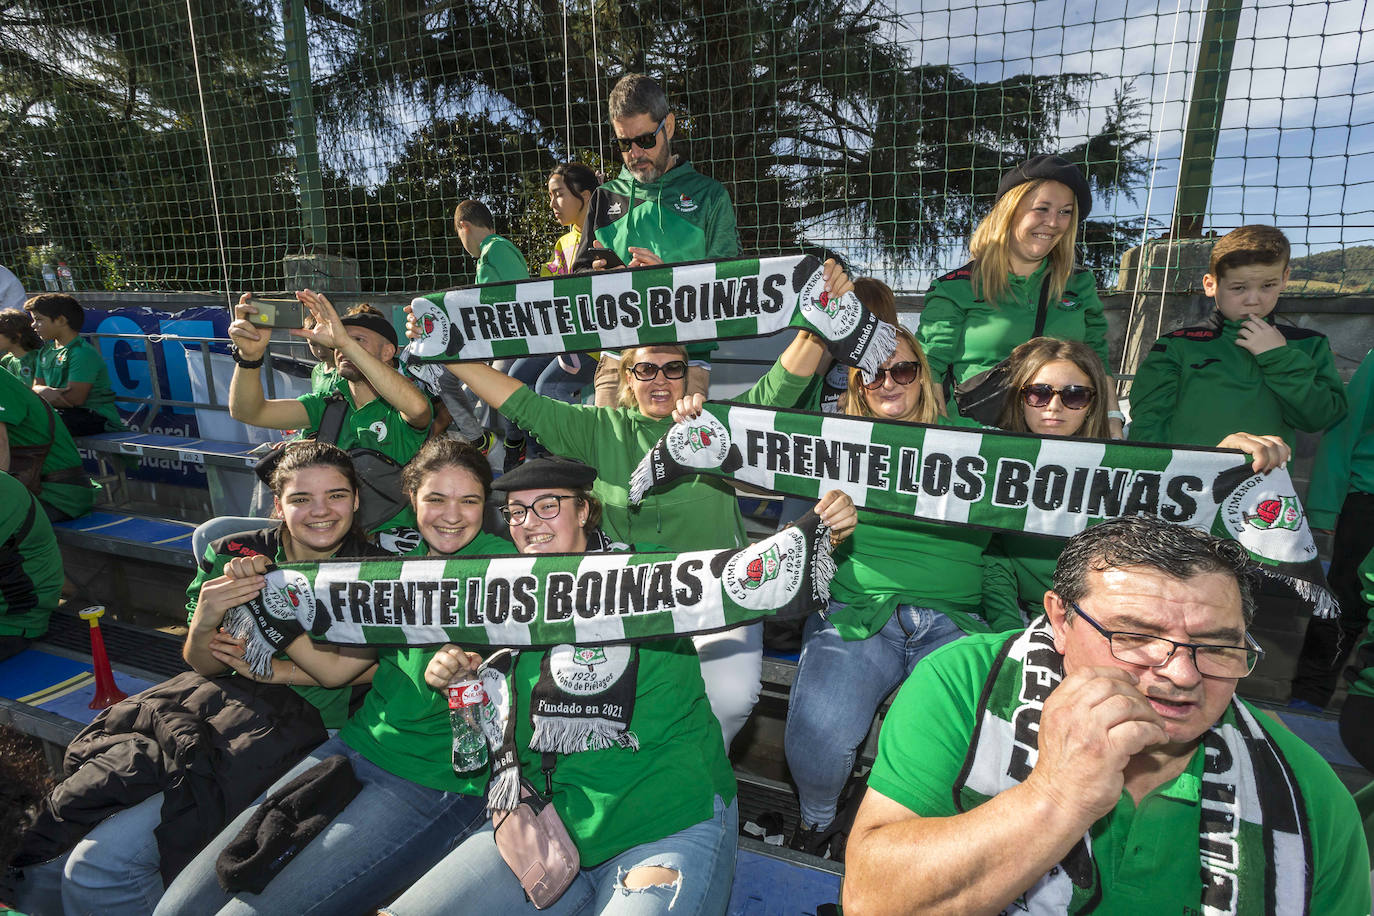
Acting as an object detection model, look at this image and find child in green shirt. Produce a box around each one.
[0,309,41,386]
[24,293,125,435]
[1128,225,1346,452]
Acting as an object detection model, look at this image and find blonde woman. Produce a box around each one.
[916,154,1123,436]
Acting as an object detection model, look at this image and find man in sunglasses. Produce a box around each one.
[572,73,741,407]
[845,516,1368,915]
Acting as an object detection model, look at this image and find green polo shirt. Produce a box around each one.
[0,472,63,639]
[870,631,1371,915]
[33,337,124,431]
[296,386,430,530]
[475,234,530,285]
[2,350,39,386]
[0,369,96,519]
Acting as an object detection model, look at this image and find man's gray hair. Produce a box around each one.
[1051,516,1257,623]
[609,73,669,123]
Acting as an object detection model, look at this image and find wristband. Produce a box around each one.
[1106,410,1125,422]
[231,346,264,369]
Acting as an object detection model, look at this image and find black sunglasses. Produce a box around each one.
[612,116,668,153]
[1020,383,1095,410]
[630,360,687,381]
[863,361,920,390]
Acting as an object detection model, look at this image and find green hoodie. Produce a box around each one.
[1128,313,1347,453]
[1307,348,1374,529]
[573,159,740,361]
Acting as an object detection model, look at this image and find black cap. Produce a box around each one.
[340,311,398,348]
[492,456,598,493]
[995,154,1092,220]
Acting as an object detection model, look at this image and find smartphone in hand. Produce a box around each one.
[245,297,305,329]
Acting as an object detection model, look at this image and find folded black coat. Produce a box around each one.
[13,670,327,885]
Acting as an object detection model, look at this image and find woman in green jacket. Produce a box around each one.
[916,155,1124,436]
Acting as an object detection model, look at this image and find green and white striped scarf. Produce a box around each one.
[221,513,835,679]
[404,254,897,377]
[958,619,1311,915]
[628,403,1334,614]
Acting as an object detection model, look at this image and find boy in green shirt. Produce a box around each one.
[453,198,530,285]
[0,471,63,660]
[24,293,125,436]
[1128,225,1346,452]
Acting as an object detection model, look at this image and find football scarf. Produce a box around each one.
[220,513,836,680]
[956,619,1311,915]
[629,403,1335,614]
[403,254,898,378]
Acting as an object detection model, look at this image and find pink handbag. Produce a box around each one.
[492,780,580,909]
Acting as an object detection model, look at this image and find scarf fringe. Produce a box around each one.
[530,717,641,755]
[853,318,900,384]
[628,457,653,507]
[485,767,522,815]
[221,605,276,679]
[1261,568,1340,619]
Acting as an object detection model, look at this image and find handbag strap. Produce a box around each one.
[1031,273,1052,338]
[315,396,349,445]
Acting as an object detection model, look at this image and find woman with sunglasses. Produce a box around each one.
[990,337,1291,614]
[914,155,1125,436]
[674,325,1023,861]
[402,260,852,752]
[154,438,509,916]
[383,456,855,916]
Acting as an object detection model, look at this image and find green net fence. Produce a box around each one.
[1,0,1371,297]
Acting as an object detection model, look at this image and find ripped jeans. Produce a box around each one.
[382,795,738,916]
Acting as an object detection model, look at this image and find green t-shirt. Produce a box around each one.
[870,631,1371,915]
[513,634,737,866]
[500,359,810,551]
[992,532,1064,610]
[1307,347,1374,529]
[917,261,1111,387]
[338,531,509,795]
[1339,549,1374,700]
[183,526,380,728]
[0,369,96,519]
[2,350,39,386]
[296,387,431,531]
[1128,315,1347,454]
[0,472,63,639]
[308,361,341,396]
[33,337,124,431]
[476,234,530,285]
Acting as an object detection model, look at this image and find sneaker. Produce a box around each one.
[470,430,496,456]
[788,821,840,860]
[502,437,527,474]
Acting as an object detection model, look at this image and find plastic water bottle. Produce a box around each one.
[56,262,75,291]
[41,263,59,291]
[447,678,490,772]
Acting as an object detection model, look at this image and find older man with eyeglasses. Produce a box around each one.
[844,515,1369,916]
[573,73,741,408]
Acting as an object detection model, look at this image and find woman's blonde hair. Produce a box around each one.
[615,344,690,410]
[997,337,1111,438]
[841,326,943,425]
[969,179,1078,307]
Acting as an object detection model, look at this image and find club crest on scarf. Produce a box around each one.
[663,412,736,472]
[262,570,317,630]
[409,297,458,356]
[796,267,863,341]
[723,526,807,609]
[1220,473,1317,564]
[548,644,634,696]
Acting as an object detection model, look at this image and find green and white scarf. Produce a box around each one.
[404,254,898,377]
[629,403,1335,614]
[958,619,1311,915]
[221,513,835,679]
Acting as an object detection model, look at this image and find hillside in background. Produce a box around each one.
[1288,245,1374,293]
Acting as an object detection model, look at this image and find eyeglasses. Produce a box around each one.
[863,361,920,390]
[499,495,577,526]
[629,360,687,381]
[1068,601,1263,679]
[613,116,668,153]
[1020,383,1095,410]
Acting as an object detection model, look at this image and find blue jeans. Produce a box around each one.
[152,736,487,916]
[382,796,738,916]
[785,603,964,828]
[12,792,166,916]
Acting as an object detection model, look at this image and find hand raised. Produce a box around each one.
[671,393,707,424]
[424,643,483,690]
[1234,317,1286,356]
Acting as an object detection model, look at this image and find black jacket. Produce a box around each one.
[14,670,328,883]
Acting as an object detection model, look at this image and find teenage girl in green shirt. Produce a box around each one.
[157,438,503,914]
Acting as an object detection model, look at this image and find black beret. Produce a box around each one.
[340,311,398,348]
[492,456,598,493]
[995,154,1092,220]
